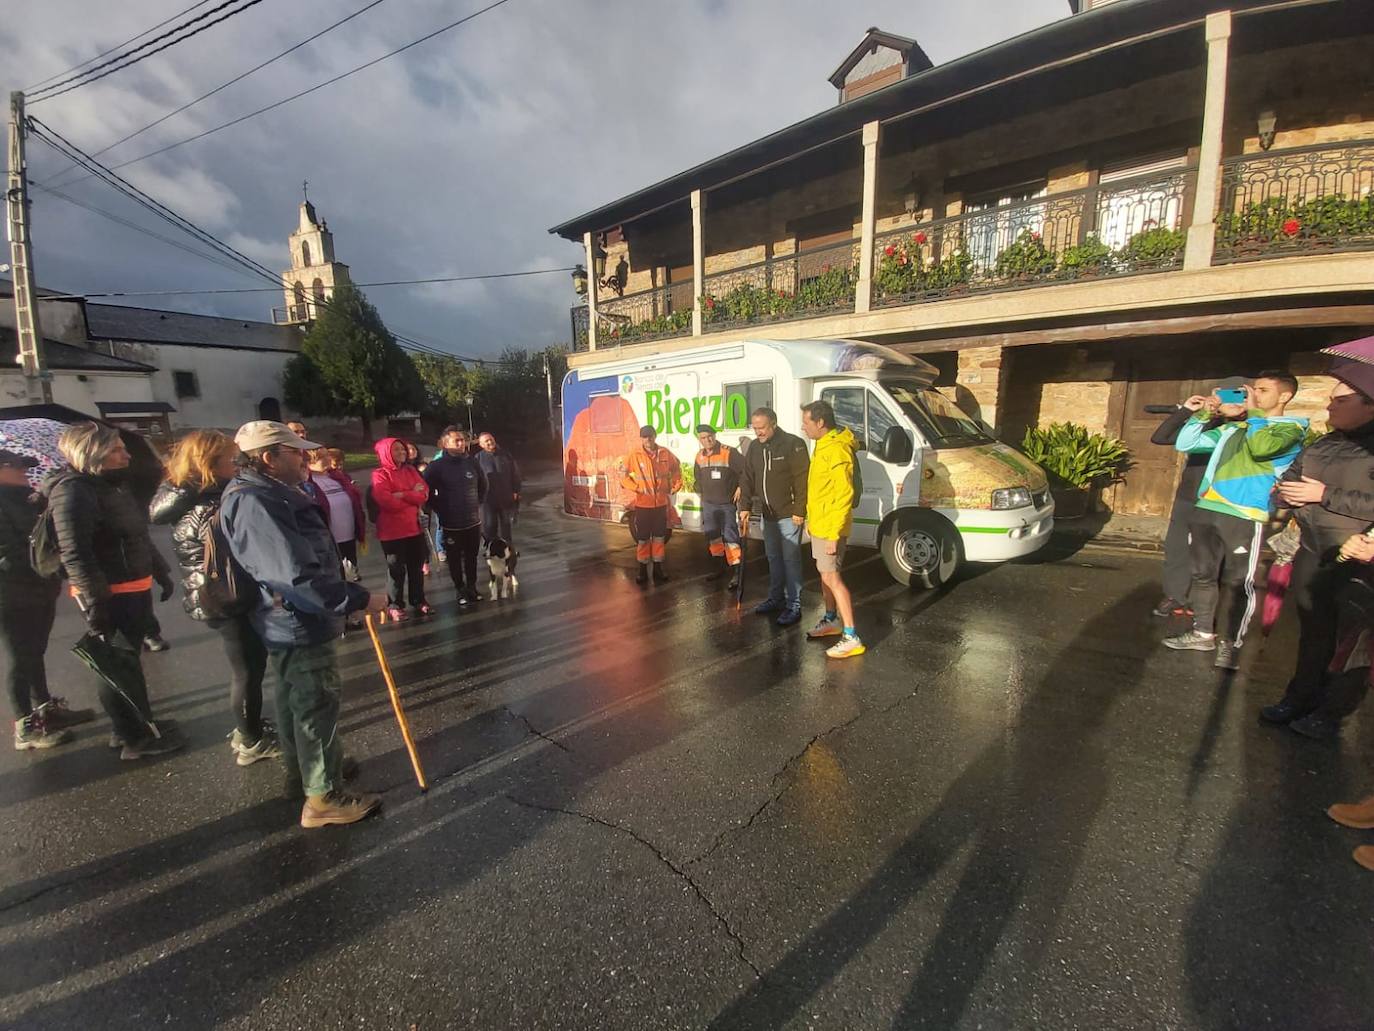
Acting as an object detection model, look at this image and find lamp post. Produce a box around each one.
[464,393,474,433]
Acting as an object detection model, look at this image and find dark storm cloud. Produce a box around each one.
[6,0,1066,357]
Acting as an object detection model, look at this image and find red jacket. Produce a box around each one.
[370,437,428,542]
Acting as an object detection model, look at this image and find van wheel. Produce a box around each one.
[880,512,961,589]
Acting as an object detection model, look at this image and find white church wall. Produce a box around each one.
[0,370,155,414]
[142,343,294,430]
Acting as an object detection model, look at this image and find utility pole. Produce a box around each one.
[7,92,51,405]
[543,354,556,441]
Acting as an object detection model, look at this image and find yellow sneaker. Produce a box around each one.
[825,635,866,659]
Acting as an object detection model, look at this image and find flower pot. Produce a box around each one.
[1050,486,1091,520]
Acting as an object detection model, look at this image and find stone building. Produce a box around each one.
[554,0,1374,518]
[276,200,351,324]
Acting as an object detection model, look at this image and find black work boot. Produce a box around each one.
[635,563,649,585]
[726,566,740,591]
[652,562,670,584]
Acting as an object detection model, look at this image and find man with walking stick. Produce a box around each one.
[221,421,388,829]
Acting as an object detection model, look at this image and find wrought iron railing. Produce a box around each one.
[595,282,693,346]
[700,237,861,331]
[871,168,1194,306]
[272,302,315,324]
[570,304,590,352]
[1214,139,1374,262]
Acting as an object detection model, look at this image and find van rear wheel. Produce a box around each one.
[880,512,961,589]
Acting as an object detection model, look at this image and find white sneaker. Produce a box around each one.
[806,615,843,639]
[825,635,867,660]
[1163,629,1217,652]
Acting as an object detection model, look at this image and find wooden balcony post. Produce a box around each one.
[583,231,598,350]
[1184,10,1232,271]
[856,120,882,313]
[691,189,705,336]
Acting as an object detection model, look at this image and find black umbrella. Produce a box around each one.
[71,630,158,738]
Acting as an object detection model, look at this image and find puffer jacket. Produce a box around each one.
[149,480,227,622]
[0,484,59,607]
[1281,419,1374,562]
[806,427,857,541]
[424,451,487,530]
[370,437,428,541]
[42,466,170,601]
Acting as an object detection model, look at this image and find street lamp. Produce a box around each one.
[464,393,474,432]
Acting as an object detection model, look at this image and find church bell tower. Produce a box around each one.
[277,186,351,324]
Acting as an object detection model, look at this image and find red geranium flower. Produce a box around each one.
[1282,218,1301,237]
[914,231,928,246]
[884,245,896,257]
[704,297,715,309]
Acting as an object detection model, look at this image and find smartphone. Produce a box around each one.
[1216,388,1247,405]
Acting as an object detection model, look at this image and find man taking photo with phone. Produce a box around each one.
[1164,372,1308,669]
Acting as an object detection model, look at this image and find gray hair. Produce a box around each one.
[57,422,124,475]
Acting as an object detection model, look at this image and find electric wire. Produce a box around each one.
[28,0,270,103]
[68,267,577,297]
[23,0,220,92]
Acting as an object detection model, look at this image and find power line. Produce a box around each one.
[48,0,394,186]
[30,0,271,104]
[23,0,220,92]
[87,0,513,175]
[66,266,576,297]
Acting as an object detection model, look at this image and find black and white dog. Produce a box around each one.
[486,537,519,600]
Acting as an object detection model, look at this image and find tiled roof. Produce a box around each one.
[85,303,303,353]
[0,327,156,373]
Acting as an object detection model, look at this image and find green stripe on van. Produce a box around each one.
[957,525,1010,535]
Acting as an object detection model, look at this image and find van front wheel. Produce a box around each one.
[880,513,961,589]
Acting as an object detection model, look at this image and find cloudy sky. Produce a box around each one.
[4,0,1067,358]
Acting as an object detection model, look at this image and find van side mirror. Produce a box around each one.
[879,426,913,464]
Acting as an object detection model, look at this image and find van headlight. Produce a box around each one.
[991,487,1032,510]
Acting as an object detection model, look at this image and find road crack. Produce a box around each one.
[507,795,763,980]
[505,706,572,752]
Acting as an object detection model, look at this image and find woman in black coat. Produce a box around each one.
[44,422,180,759]
[150,430,279,766]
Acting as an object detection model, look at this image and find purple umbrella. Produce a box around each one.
[1323,334,1374,398]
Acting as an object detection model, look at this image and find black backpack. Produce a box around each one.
[365,484,380,526]
[28,510,64,580]
[199,508,256,621]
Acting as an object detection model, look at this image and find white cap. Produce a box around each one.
[234,420,322,452]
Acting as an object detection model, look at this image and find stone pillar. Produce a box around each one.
[1184,10,1232,271]
[691,189,705,336]
[583,231,598,351]
[955,346,1007,434]
[856,120,881,314]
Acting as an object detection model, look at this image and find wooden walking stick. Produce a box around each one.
[365,612,429,792]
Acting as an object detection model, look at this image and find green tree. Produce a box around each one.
[465,345,566,446]
[412,353,470,420]
[282,284,422,441]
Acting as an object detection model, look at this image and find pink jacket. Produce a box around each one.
[370,437,428,542]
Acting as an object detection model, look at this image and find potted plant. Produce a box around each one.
[1059,233,1114,279]
[1020,422,1131,519]
[994,229,1056,282]
[1117,224,1186,270]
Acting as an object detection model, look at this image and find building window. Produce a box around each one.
[1095,154,1189,251]
[722,380,774,431]
[964,184,1048,272]
[312,277,326,304]
[173,370,200,399]
[301,240,312,267]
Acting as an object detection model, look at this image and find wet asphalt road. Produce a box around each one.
[1,472,1372,1031]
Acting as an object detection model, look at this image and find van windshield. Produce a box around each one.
[881,381,992,448]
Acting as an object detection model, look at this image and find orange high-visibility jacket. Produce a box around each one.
[620,445,682,509]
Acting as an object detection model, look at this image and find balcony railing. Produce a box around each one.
[871,168,1194,307]
[272,302,315,324]
[700,237,861,331]
[570,303,590,352]
[596,282,693,346]
[1214,139,1374,263]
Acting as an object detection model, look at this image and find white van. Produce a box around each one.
[561,338,1054,586]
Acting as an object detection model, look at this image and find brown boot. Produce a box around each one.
[1327,795,1374,830]
[300,790,381,829]
[1354,846,1374,872]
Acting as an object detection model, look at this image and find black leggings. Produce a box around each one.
[1,590,58,720]
[215,614,268,740]
[381,535,428,608]
[442,525,481,595]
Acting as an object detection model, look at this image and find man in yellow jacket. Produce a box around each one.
[800,400,865,659]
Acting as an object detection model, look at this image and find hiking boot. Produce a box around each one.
[776,607,802,628]
[1289,714,1340,741]
[826,634,867,660]
[1355,846,1374,872]
[36,696,97,730]
[806,614,844,639]
[121,730,185,760]
[1163,629,1216,652]
[300,790,381,829]
[652,563,670,584]
[235,735,283,767]
[1327,795,1374,830]
[754,598,783,615]
[14,713,73,750]
[386,606,408,623]
[1259,700,1307,725]
[1152,597,1185,618]
[1214,642,1240,671]
[726,570,740,591]
[635,564,649,585]
[142,636,170,653]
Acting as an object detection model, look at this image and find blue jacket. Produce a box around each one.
[1176,412,1308,523]
[477,448,521,510]
[220,468,370,649]
[424,453,487,530]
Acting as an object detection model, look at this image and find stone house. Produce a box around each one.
[552,0,1374,517]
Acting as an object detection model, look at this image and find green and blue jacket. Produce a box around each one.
[1176,411,1308,523]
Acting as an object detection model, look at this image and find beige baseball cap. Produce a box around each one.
[234,420,322,452]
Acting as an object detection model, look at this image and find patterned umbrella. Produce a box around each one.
[0,418,72,489]
[1322,335,1374,398]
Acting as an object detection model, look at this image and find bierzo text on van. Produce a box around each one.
[562,338,1054,587]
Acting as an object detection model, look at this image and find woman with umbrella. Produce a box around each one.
[44,422,182,759]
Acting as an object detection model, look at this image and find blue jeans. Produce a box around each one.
[762,517,803,610]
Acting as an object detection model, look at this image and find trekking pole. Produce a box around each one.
[365,612,429,792]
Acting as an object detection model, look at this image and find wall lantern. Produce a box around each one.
[572,264,588,296]
[1257,109,1278,151]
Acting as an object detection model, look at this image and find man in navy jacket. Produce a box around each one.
[221,421,385,829]
[424,426,488,608]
